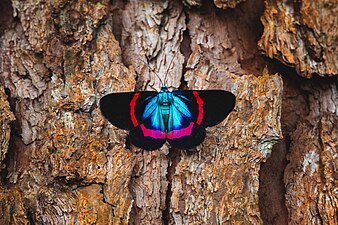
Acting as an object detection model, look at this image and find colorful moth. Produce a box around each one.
[100,86,235,150]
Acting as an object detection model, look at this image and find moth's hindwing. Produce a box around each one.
[129,126,166,150]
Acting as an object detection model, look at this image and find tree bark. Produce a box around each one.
[258,0,338,224]
[0,1,336,225]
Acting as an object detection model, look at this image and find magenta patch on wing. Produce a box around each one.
[140,124,166,139]
[167,122,194,139]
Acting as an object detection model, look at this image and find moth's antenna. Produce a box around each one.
[151,67,164,88]
[163,51,179,87]
[144,56,164,87]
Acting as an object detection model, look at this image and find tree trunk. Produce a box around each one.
[0,1,336,225]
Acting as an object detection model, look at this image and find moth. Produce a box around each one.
[100,87,235,150]
[100,57,235,150]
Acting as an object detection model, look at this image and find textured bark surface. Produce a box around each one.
[0,1,336,225]
[257,0,338,224]
[281,78,338,225]
[0,84,15,162]
[183,0,247,9]
[258,0,338,78]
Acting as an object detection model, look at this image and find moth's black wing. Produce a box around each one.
[197,90,236,127]
[99,91,157,130]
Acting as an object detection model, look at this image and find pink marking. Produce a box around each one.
[193,91,204,125]
[140,124,166,139]
[130,93,139,127]
[167,122,194,139]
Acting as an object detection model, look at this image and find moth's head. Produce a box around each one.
[160,86,169,92]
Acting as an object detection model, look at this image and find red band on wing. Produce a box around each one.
[130,93,139,127]
[140,124,166,139]
[167,122,194,139]
[193,91,204,125]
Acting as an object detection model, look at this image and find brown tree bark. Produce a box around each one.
[258,1,338,225]
[0,1,336,225]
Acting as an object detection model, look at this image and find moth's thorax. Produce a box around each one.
[158,87,173,128]
[158,88,173,105]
